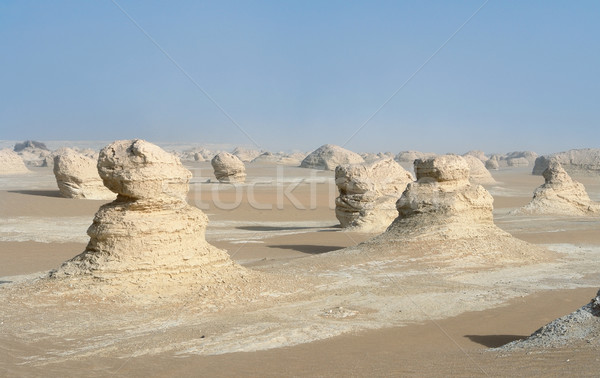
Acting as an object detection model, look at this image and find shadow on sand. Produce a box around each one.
[237,225,335,232]
[464,334,526,348]
[268,244,344,255]
[8,190,63,198]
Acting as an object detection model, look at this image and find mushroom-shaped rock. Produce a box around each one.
[513,160,600,215]
[0,148,30,174]
[462,155,496,185]
[211,152,246,183]
[300,144,364,170]
[335,158,413,232]
[53,148,115,199]
[51,140,245,287]
[343,155,551,265]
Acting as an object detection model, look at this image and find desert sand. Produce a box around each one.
[1,144,600,377]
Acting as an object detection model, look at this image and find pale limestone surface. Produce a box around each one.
[53,148,115,200]
[533,149,600,176]
[513,160,600,216]
[394,150,437,164]
[300,144,364,170]
[335,158,413,232]
[211,152,246,183]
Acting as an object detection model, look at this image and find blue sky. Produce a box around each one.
[1,1,598,154]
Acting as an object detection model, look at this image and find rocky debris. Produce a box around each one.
[335,158,413,232]
[462,150,488,162]
[501,289,600,350]
[232,147,262,162]
[394,150,437,164]
[0,148,31,174]
[13,140,52,167]
[300,144,364,170]
[462,155,496,185]
[512,160,600,215]
[211,152,246,183]
[533,149,600,176]
[53,148,115,200]
[341,155,551,265]
[50,140,247,292]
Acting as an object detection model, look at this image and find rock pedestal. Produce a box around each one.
[211,152,246,183]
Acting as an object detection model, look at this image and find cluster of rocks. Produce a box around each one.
[335,158,413,232]
[13,140,52,167]
[342,155,550,264]
[485,151,538,170]
[512,160,600,216]
[533,148,600,176]
[51,140,245,288]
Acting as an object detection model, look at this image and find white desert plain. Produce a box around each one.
[1,140,600,377]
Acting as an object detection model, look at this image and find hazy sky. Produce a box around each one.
[1,1,598,154]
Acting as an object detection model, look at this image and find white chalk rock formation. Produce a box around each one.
[0,148,30,174]
[533,149,600,176]
[343,155,551,264]
[300,144,364,170]
[232,147,262,162]
[335,158,413,232]
[462,155,496,185]
[250,151,305,165]
[53,148,115,199]
[485,156,500,170]
[14,140,51,167]
[51,140,244,285]
[513,160,600,216]
[211,152,246,183]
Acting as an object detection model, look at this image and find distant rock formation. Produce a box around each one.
[487,151,538,169]
[300,144,364,170]
[462,150,488,162]
[335,158,413,232]
[250,151,306,166]
[341,155,551,264]
[513,160,600,216]
[13,140,51,167]
[232,147,262,162]
[53,148,115,200]
[394,150,437,164]
[462,155,496,185]
[0,148,30,174]
[501,288,600,350]
[533,149,600,176]
[485,156,500,170]
[51,139,245,286]
[360,152,394,163]
[211,152,246,182]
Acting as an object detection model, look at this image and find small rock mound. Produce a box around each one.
[50,140,248,297]
[394,150,437,164]
[0,148,30,174]
[335,158,413,232]
[343,155,552,265]
[462,155,496,185]
[501,289,600,350]
[53,148,115,200]
[513,160,600,216]
[13,140,48,152]
[211,152,246,183]
[533,149,600,176]
[462,150,487,162]
[300,144,364,170]
[250,151,306,165]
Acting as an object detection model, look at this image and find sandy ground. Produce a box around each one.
[1,162,600,376]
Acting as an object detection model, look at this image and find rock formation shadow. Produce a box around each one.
[268,244,344,254]
[8,190,63,198]
[465,334,526,348]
